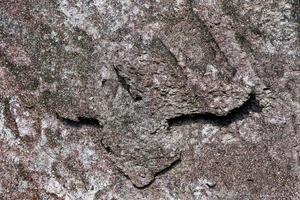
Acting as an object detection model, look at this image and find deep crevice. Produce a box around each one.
[206,182,217,188]
[56,114,101,128]
[100,139,114,155]
[167,93,262,128]
[246,178,254,182]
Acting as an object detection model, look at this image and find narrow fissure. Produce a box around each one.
[100,139,115,155]
[206,182,217,188]
[167,93,262,128]
[56,114,101,128]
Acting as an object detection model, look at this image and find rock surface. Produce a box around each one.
[0,0,299,199]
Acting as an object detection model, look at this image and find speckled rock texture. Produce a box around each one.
[0,0,299,199]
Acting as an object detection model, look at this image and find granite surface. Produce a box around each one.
[0,0,299,199]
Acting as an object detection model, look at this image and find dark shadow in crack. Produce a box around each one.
[167,92,263,128]
[206,182,217,188]
[56,114,101,128]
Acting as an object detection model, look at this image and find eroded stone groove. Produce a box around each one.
[167,92,262,127]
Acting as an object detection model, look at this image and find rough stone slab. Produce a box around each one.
[0,0,299,199]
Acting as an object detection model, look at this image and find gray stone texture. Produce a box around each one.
[0,0,299,199]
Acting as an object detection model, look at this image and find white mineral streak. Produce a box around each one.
[5,97,36,137]
[45,178,66,198]
[0,103,4,135]
[201,124,219,143]
[59,0,99,39]
[0,103,20,146]
[222,134,238,144]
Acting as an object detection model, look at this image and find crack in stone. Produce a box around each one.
[99,136,181,189]
[56,114,101,128]
[55,92,262,189]
[135,157,182,189]
[167,92,262,128]
[206,182,217,188]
